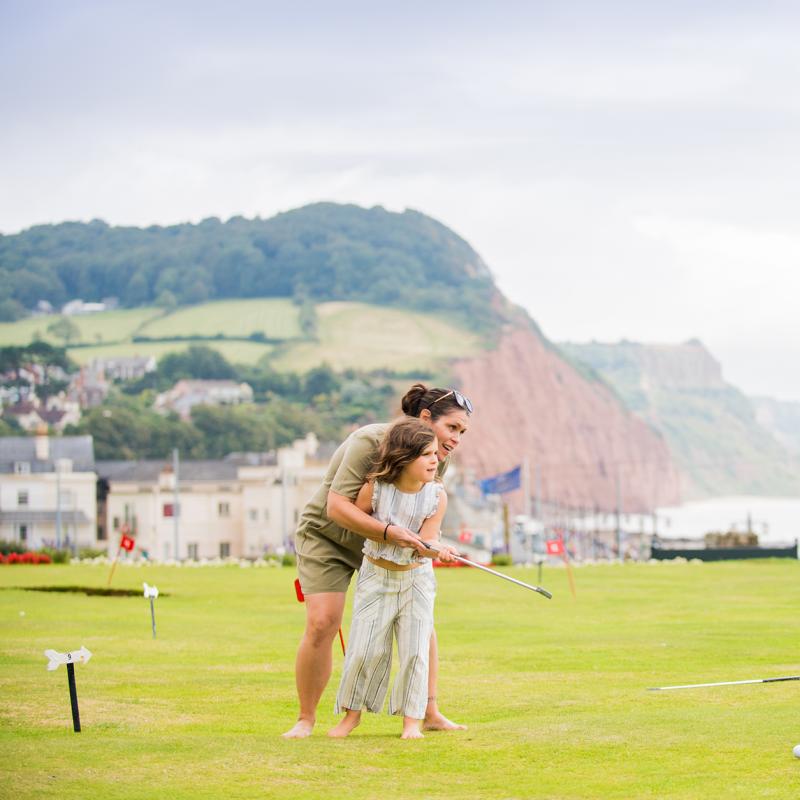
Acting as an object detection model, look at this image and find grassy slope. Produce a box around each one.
[65,340,275,367]
[0,300,481,373]
[272,302,484,373]
[137,299,302,340]
[0,308,162,347]
[2,561,799,800]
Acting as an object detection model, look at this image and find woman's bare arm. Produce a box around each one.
[327,489,427,552]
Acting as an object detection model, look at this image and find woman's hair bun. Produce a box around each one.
[400,383,428,416]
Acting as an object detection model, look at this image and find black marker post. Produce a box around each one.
[66,662,81,732]
[44,646,92,733]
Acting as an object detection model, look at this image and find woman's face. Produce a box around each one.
[419,408,469,461]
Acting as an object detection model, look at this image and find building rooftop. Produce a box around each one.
[0,436,95,473]
[97,459,241,482]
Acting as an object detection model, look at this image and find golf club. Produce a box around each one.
[426,542,552,599]
[649,675,800,691]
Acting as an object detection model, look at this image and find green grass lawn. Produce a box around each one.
[2,560,799,799]
[272,301,484,373]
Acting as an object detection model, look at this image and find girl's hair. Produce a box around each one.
[369,418,437,485]
[400,383,473,421]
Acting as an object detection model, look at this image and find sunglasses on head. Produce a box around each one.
[427,389,473,416]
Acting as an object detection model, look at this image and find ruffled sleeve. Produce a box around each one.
[423,482,443,519]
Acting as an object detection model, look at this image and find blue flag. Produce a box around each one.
[479,465,522,495]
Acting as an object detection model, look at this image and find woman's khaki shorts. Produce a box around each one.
[295,526,364,595]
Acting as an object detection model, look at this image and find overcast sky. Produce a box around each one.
[2,1,799,400]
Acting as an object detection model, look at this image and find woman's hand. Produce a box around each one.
[386,525,429,554]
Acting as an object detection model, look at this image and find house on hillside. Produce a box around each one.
[154,379,254,420]
[0,431,98,550]
[62,299,110,315]
[98,433,325,560]
[68,365,110,408]
[90,355,156,382]
[1,395,81,433]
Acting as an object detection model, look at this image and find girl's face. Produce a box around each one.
[419,409,469,461]
[405,440,440,484]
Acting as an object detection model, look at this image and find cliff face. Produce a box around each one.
[751,396,800,455]
[452,327,682,513]
[560,340,800,498]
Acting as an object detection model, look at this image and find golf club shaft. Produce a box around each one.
[649,675,800,691]
[452,554,553,599]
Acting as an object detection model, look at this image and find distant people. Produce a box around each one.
[329,418,457,739]
[282,384,473,738]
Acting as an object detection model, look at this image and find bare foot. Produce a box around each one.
[328,710,361,738]
[282,719,315,739]
[423,711,467,731]
[401,717,424,739]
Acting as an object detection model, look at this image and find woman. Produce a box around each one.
[282,383,473,739]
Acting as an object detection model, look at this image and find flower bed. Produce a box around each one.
[0,551,52,565]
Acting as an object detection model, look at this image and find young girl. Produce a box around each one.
[328,417,458,739]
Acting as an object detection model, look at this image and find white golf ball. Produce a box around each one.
[793,744,800,759]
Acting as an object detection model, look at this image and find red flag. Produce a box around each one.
[545,538,564,556]
[120,534,135,552]
[294,578,305,603]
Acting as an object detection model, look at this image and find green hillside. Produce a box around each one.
[0,298,482,372]
[0,307,162,347]
[560,340,800,498]
[138,298,301,340]
[0,203,504,331]
[272,301,483,372]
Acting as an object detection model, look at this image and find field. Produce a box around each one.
[2,560,799,799]
[0,308,163,348]
[65,340,275,367]
[271,302,484,373]
[0,299,482,373]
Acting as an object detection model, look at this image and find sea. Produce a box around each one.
[655,495,800,545]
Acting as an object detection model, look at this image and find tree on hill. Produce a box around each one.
[46,316,81,346]
[0,204,505,330]
[159,346,238,382]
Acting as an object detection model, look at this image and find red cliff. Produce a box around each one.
[452,327,682,513]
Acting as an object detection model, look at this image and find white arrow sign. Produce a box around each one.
[44,646,93,671]
[143,582,159,599]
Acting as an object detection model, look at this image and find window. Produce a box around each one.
[187,543,198,560]
[113,516,120,531]
[218,502,230,518]
[14,462,30,475]
[17,490,29,507]
[248,509,258,522]
[16,524,28,542]
[219,542,230,558]
[97,524,107,541]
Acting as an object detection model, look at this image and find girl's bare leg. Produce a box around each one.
[401,716,424,739]
[423,628,467,731]
[328,709,362,738]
